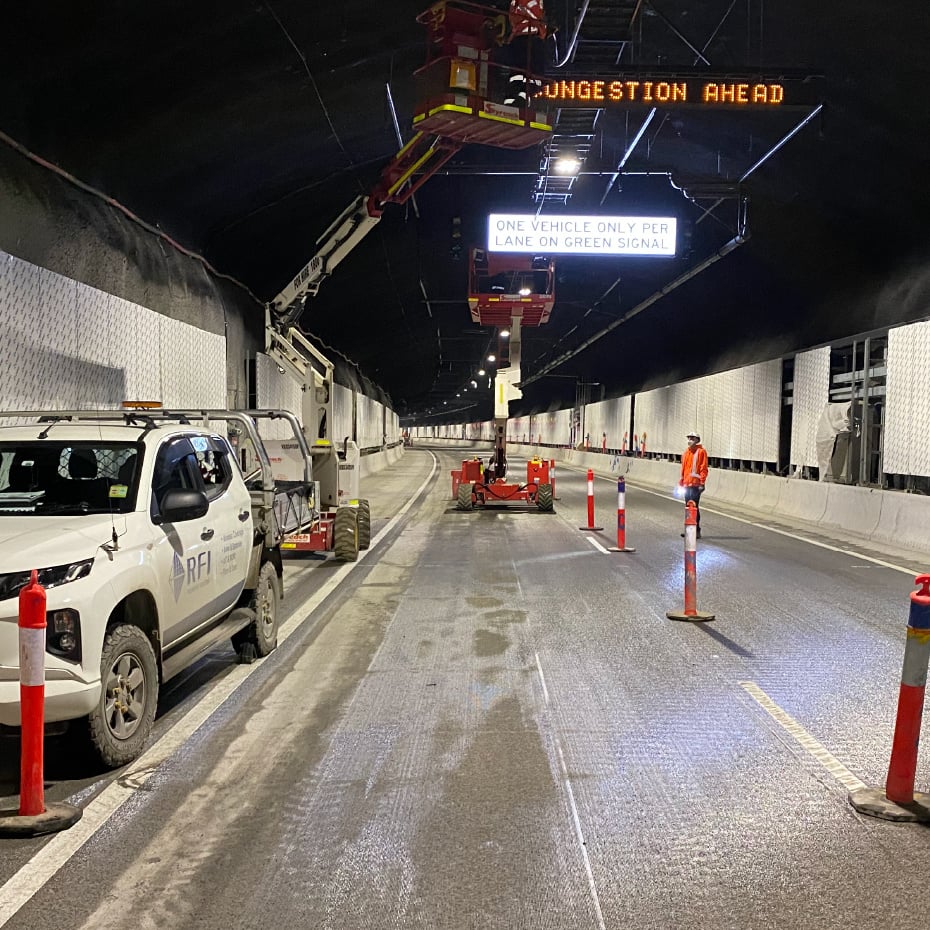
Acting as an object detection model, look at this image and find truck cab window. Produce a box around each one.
[150,438,204,518]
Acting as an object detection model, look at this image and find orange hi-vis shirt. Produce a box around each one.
[680,444,708,487]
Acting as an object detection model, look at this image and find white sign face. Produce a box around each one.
[487,213,677,256]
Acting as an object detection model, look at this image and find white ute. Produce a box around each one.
[0,408,284,767]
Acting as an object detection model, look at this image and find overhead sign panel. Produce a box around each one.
[488,214,677,257]
[535,72,821,109]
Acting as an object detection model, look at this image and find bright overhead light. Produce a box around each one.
[487,354,496,362]
[478,368,486,376]
[500,329,510,337]
[554,157,581,176]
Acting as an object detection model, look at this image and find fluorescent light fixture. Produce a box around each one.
[554,157,581,175]
[487,213,677,256]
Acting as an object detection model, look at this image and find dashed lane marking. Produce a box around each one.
[739,681,867,793]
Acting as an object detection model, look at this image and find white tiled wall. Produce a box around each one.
[885,321,930,477]
[789,346,830,469]
[0,248,225,419]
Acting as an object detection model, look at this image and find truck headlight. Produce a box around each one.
[0,559,94,601]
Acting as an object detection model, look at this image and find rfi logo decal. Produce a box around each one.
[170,552,185,601]
[170,550,212,601]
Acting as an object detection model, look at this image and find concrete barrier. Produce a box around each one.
[873,491,930,554]
[777,478,829,526]
[822,483,883,538]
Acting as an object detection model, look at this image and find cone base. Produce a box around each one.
[0,802,83,837]
[848,787,930,822]
[666,610,715,622]
[608,547,636,552]
[579,526,604,532]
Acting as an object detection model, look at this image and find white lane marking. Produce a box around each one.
[739,681,867,793]
[534,651,550,706]
[584,534,609,554]
[0,457,438,928]
[570,466,920,577]
[534,652,607,930]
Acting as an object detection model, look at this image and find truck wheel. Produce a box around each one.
[249,562,279,656]
[536,483,554,512]
[87,624,159,769]
[334,505,359,561]
[357,499,371,550]
[456,482,473,511]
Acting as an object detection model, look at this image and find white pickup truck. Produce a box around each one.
[0,408,284,768]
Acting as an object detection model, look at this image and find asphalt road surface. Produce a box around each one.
[2,444,929,930]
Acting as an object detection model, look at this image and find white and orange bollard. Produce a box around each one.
[549,459,558,500]
[849,575,930,821]
[608,477,635,553]
[578,468,603,531]
[0,571,82,837]
[666,502,714,621]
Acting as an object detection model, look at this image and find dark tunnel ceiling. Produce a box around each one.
[3,1,930,421]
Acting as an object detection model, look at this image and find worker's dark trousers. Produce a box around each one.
[683,485,703,530]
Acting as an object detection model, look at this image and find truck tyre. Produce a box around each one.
[536,483,554,512]
[456,482,473,511]
[245,562,279,657]
[88,624,159,769]
[357,499,371,550]
[334,505,359,561]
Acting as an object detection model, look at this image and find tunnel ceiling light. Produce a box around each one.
[554,156,581,176]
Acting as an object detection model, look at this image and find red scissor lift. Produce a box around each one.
[452,248,557,512]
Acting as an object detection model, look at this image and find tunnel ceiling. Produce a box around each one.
[2,2,929,422]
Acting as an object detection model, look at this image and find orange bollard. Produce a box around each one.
[18,571,47,816]
[0,571,82,837]
[578,468,603,531]
[608,477,635,552]
[849,575,930,821]
[667,502,714,621]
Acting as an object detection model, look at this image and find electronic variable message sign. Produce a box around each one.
[488,214,677,256]
[535,72,821,110]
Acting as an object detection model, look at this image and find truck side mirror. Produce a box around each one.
[155,488,209,524]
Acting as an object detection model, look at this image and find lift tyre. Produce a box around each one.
[357,499,371,550]
[536,483,554,512]
[456,482,473,511]
[334,505,359,561]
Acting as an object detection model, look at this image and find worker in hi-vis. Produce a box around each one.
[679,431,708,538]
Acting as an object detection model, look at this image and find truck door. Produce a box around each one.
[150,437,219,646]
[191,435,251,614]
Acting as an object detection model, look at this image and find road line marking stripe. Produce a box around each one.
[739,680,867,792]
[534,651,605,930]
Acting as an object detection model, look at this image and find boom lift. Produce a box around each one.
[261,1,553,541]
[452,249,557,511]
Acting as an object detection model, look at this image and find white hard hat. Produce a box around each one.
[686,431,700,440]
